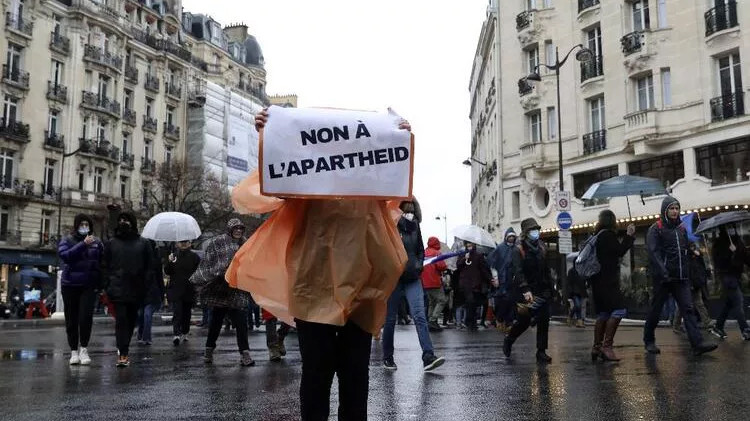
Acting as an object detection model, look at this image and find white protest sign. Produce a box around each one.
[260,106,414,199]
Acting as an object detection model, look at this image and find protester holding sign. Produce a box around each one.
[227,107,411,421]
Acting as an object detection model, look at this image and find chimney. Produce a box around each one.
[223,23,248,44]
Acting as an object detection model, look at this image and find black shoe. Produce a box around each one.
[428,321,443,332]
[742,329,750,341]
[383,357,397,370]
[536,351,552,363]
[710,327,728,339]
[645,343,661,354]
[423,354,445,372]
[693,342,718,356]
[503,336,514,358]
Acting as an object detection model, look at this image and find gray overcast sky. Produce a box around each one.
[182,0,488,243]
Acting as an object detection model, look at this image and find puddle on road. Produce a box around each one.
[0,349,57,361]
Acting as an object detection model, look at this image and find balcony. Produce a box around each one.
[705,1,738,37]
[163,123,180,141]
[49,32,70,55]
[519,142,560,172]
[44,131,65,151]
[166,82,182,99]
[516,10,532,31]
[141,157,157,175]
[580,55,604,82]
[78,138,121,163]
[5,13,33,37]
[583,130,607,155]
[160,40,192,62]
[621,32,644,56]
[0,177,34,198]
[0,118,30,144]
[38,184,59,201]
[245,85,271,106]
[518,78,534,96]
[83,44,123,73]
[578,0,600,13]
[0,230,22,245]
[81,91,121,118]
[142,115,158,133]
[47,81,68,103]
[710,92,745,122]
[2,65,29,90]
[121,152,135,169]
[125,65,138,84]
[123,108,137,126]
[144,74,160,93]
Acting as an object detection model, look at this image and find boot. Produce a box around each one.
[600,318,621,362]
[277,324,289,356]
[591,319,606,362]
[265,318,278,354]
[576,319,585,329]
[503,336,515,358]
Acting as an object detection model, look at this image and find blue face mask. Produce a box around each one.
[528,230,540,241]
[78,227,90,236]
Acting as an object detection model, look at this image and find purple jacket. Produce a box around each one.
[58,235,104,288]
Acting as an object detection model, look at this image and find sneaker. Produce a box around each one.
[278,341,287,356]
[503,336,514,358]
[144,341,152,346]
[269,345,282,362]
[69,350,80,366]
[743,330,750,341]
[204,347,214,364]
[536,351,552,364]
[383,357,398,370]
[423,354,445,372]
[79,348,91,365]
[116,356,130,368]
[137,340,146,346]
[428,321,443,332]
[173,336,181,346]
[240,350,256,366]
[710,327,728,339]
[180,334,188,342]
[644,343,661,354]
[693,342,718,356]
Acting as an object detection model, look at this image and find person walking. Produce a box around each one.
[190,218,255,366]
[588,210,635,362]
[102,212,155,367]
[264,309,291,361]
[456,241,492,332]
[503,218,553,363]
[137,241,165,346]
[382,200,445,371]
[164,240,200,346]
[421,236,448,332]
[643,197,718,356]
[490,228,517,333]
[58,214,103,366]
[710,227,750,341]
[673,243,712,333]
[566,266,588,329]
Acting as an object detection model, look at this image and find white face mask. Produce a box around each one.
[403,213,415,221]
[528,230,540,241]
[78,227,90,236]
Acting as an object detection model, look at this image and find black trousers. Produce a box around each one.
[172,300,193,336]
[508,300,550,351]
[114,302,140,357]
[296,319,372,421]
[643,281,704,347]
[206,307,249,352]
[463,290,485,330]
[61,286,96,350]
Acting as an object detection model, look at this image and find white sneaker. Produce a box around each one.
[173,336,181,346]
[180,334,188,342]
[69,350,80,365]
[79,348,91,365]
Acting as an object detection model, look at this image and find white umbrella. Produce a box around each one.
[141,212,202,242]
[451,224,497,248]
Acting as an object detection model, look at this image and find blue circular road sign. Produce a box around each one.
[557,212,573,230]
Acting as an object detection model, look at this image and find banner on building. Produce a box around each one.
[259,106,414,199]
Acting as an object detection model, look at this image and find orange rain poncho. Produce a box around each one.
[225,171,407,335]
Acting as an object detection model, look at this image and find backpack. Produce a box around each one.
[574,232,602,279]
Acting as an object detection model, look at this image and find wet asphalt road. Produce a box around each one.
[1,321,749,421]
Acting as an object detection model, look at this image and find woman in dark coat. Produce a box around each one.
[590,210,635,361]
[456,241,492,332]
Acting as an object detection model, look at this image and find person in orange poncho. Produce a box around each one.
[227,109,411,421]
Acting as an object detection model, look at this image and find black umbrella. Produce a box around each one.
[695,211,750,235]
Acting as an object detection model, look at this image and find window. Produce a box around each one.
[82,116,89,139]
[146,98,153,117]
[526,0,537,10]
[6,44,22,74]
[547,106,557,140]
[527,111,542,143]
[3,96,18,122]
[0,206,9,237]
[657,0,667,28]
[573,166,618,206]
[589,97,606,131]
[718,53,742,95]
[628,152,684,187]
[97,120,107,142]
[661,68,672,107]
[142,181,150,207]
[122,132,130,153]
[165,145,173,164]
[77,164,86,190]
[53,15,62,36]
[40,211,52,243]
[0,149,14,188]
[43,159,56,193]
[124,89,133,110]
[587,27,602,58]
[696,136,750,186]
[147,60,153,77]
[51,60,64,86]
[512,191,521,220]
[527,45,539,74]
[543,0,552,7]
[544,40,555,68]
[632,0,650,31]
[636,74,655,110]
[120,176,129,199]
[166,106,174,126]
[94,167,105,193]
[144,139,152,159]
[98,75,109,101]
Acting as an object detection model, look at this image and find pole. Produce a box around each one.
[51,150,67,319]
[443,215,448,246]
[556,47,564,192]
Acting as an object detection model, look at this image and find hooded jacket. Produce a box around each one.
[190,219,251,309]
[489,228,517,287]
[397,210,425,282]
[58,214,104,288]
[102,212,154,303]
[421,237,446,289]
[647,196,690,283]
[712,231,747,289]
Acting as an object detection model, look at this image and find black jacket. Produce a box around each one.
[712,234,748,289]
[591,229,634,312]
[457,249,492,294]
[102,213,154,304]
[397,217,425,282]
[165,249,201,302]
[510,239,553,300]
[647,197,690,283]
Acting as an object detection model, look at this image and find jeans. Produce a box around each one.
[172,300,193,336]
[296,319,371,421]
[598,309,627,321]
[425,288,447,323]
[644,281,704,348]
[455,306,465,326]
[383,279,434,360]
[570,296,584,321]
[674,288,711,329]
[114,302,139,357]
[715,286,749,333]
[137,304,158,343]
[206,307,249,352]
[61,286,96,350]
[508,299,550,351]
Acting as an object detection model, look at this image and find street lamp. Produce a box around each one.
[51,146,80,319]
[435,214,448,245]
[462,157,487,166]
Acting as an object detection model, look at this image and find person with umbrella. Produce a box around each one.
[58,214,103,365]
[709,226,750,341]
[643,197,717,356]
[456,239,492,332]
[165,240,201,346]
